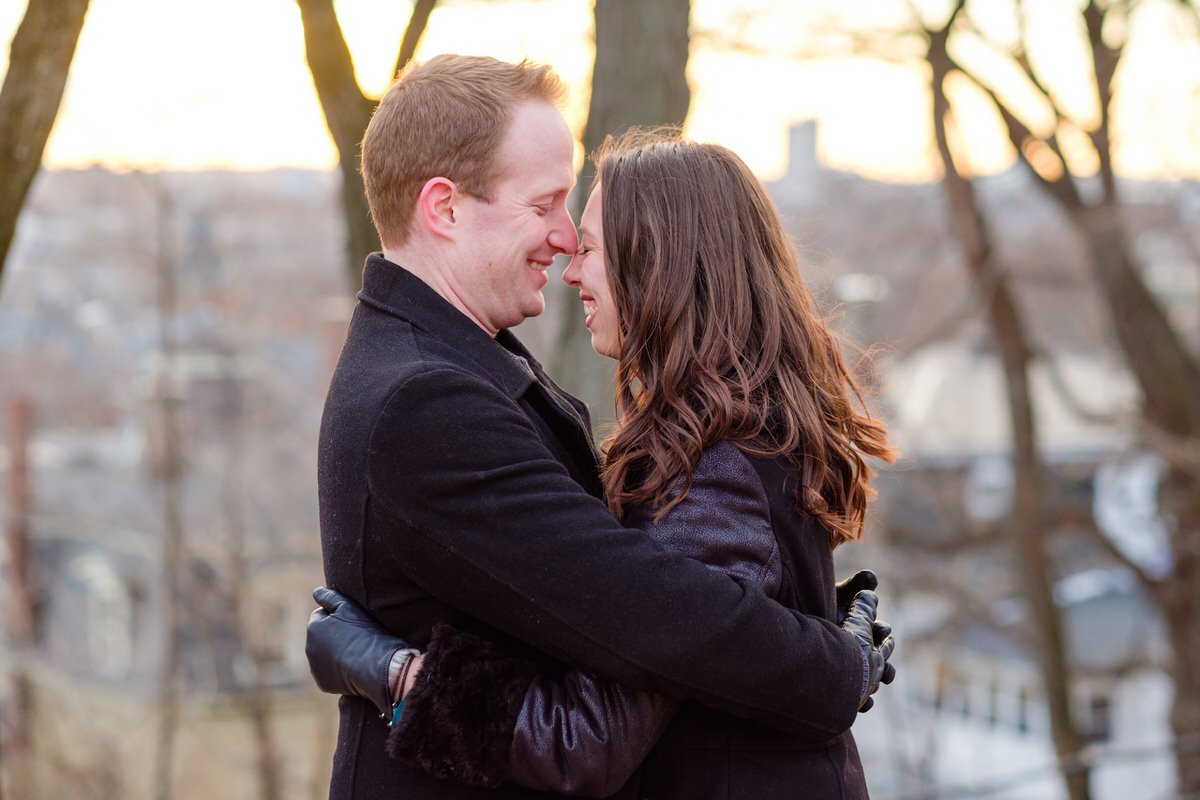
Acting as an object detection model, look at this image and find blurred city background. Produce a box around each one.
[1,0,1198,798]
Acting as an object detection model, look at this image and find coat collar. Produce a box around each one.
[356,253,538,400]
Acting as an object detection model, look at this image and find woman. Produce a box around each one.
[309,131,895,798]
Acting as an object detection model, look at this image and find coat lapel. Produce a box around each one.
[357,254,602,488]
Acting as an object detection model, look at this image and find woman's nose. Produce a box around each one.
[562,254,581,286]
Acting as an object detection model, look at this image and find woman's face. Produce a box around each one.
[563,186,620,359]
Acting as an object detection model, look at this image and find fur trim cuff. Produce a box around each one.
[386,623,537,787]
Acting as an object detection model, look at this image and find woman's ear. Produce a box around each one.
[416,177,460,241]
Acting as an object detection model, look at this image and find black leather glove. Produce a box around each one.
[307,586,410,716]
[835,569,878,626]
[840,589,897,713]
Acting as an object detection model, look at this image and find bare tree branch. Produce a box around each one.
[295,0,376,286]
[295,0,440,286]
[1011,0,1082,131]
[1181,0,1200,33]
[945,55,1083,211]
[957,9,1082,174]
[1038,351,1126,427]
[0,0,90,288]
[888,292,974,359]
[1076,513,1160,589]
[1082,0,1127,202]
[392,0,438,82]
[945,0,968,30]
[900,0,925,29]
[295,0,372,146]
[1140,423,1200,478]
[890,251,1037,363]
[887,522,1008,554]
[696,4,926,63]
[692,26,921,64]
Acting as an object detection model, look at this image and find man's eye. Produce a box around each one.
[535,205,552,215]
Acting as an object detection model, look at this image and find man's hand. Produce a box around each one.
[306,586,409,715]
[839,589,896,713]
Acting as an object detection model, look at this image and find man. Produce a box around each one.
[316,55,891,799]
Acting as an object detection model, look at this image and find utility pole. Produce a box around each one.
[148,173,186,800]
[218,356,283,800]
[3,394,36,800]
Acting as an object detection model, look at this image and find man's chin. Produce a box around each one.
[521,294,546,321]
[497,298,545,330]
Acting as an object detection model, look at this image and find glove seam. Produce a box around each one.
[858,645,871,706]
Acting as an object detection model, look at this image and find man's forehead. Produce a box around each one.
[532,147,575,185]
[548,162,577,193]
[497,154,574,196]
[495,101,576,188]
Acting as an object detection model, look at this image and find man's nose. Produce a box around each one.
[546,206,578,256]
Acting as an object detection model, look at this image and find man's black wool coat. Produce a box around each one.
[318,255,865,799]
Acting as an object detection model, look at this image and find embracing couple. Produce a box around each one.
[306,54,898,799]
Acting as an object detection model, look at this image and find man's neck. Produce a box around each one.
[382,246,497,337]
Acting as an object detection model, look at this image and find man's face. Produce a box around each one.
[453,101,577,333]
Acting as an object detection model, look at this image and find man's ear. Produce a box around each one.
[416,177,460,241]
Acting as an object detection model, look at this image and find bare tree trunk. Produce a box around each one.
[1154,453,1200,795]
[1062,64,1200,800]
[295,0,437,289]
[149,176,186,800]
[926,12,1091,798]
[1070,220,1200,782]
[1161,542,1200,795]
[1074,207,1200,433]
[2,395,36,800]
[552,0,692,431]
[0,0,89,286]
[1007,33,1200,795]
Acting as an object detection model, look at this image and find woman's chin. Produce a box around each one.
[590,338,618,361]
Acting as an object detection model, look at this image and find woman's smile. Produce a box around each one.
[563,185,620,358]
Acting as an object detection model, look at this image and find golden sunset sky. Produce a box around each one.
[2,0,1197,182]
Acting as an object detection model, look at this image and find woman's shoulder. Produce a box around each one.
[692,439,756,476]
[626,440,782,595]
[693,441,797,510]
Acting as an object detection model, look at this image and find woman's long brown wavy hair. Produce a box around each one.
[595,130,895,544]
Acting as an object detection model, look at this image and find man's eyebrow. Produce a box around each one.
[532,189,568,203]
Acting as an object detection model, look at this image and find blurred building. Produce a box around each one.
[0,168,348,799]
[1,135,1195,797]
[854,345,1175,799]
